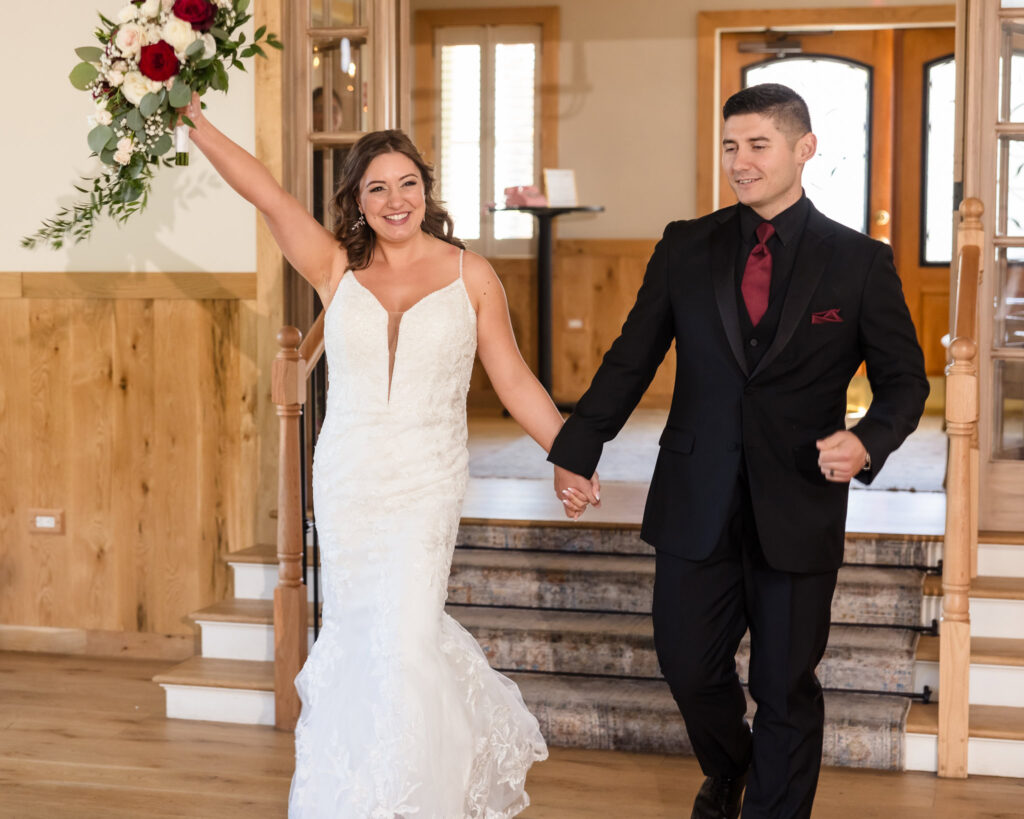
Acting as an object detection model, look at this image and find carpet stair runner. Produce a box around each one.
[157,519,947,772]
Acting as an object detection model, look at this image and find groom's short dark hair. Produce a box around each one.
[723,83,812,140]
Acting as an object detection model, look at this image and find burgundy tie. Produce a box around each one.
[742,222,774,326]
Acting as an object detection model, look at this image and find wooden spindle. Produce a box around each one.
[272,326,308,731]
[938,197,982,778]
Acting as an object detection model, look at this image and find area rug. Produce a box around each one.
[469,411,946,493]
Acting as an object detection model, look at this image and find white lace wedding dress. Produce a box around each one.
[288,250,548,818]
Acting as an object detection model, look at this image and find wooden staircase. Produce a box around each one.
[154,519,1024,775]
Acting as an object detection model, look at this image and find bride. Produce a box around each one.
[181,96,598,816]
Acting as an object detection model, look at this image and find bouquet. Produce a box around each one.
[22,0,281,250]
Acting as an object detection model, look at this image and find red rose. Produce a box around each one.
[172,0,217,32]
[139,41,180,82]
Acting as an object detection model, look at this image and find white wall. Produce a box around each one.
[1,0,256,273]
[411,0,952,239]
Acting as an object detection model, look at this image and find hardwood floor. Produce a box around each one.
[1,652,1022,817]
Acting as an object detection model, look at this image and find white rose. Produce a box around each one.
[114,149,133,165]
[201,33,216,59]
[114,23,146,58]
[138,0,161,18]
[107,68,125,87]
[121,70,162,105]
[117,4,138,23]
[163,15,198,56]
[95,107,113,126]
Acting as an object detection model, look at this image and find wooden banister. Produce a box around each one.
[938,197,983,778]
[271,326,308,731]
[299,311,326,380]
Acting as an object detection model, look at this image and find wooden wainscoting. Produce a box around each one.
[0,276,257,639]
[470,239,671,411]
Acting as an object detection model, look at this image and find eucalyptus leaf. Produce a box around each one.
[69,62,99,91]
[75,46,104,62]
[120,181,144,203]
[235,0,250,15]
[105,133,121,151]
[126,108,145,131]
[168,80,192,109]
[210,26,228,39]
[150,134,173,156]
[185,38,206,59]
[87,124,114,154]
[139,92,161,118]
[213,61,229,91]
[100,147,117,166]
[128,155,146,179]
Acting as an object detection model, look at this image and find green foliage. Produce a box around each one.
[26,4,284,250]
[69,62,98,90]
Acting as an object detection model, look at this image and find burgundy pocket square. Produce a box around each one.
[811,309,843,324]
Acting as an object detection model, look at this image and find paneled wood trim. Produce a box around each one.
[0,273,21,298]
[412,6,559,170]
[0,624,195,661]
[556,239,657,257]
[17,272,257,300]
[696,5,956,215]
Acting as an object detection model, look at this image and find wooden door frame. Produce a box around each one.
[696,5,956,216]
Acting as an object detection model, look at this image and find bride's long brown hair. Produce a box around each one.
[331,130,464,270]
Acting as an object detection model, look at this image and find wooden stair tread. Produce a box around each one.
[906,703,1024,740]
[153,657,273,691]
[923,574,1024,599]
[917,635,1024,666]
[453,548,655,574]
[228,543,315,566]
[189,598,314,624]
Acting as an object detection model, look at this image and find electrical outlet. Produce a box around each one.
[28,508,65,535]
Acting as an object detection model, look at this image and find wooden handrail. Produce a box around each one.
[271,326,309,731]
[299,311,326,380]
[938,197,982,778]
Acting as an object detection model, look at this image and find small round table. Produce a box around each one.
[489,205,604,409]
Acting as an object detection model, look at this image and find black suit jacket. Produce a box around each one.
[548,202,929,573]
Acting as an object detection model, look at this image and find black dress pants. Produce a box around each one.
[652,478,838,819]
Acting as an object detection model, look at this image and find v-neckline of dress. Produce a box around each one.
[344,265,466,404]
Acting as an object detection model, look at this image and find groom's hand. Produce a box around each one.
[816,430,869,483]
[554,465,601,520]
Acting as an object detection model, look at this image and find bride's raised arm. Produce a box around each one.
[182,94,345,300]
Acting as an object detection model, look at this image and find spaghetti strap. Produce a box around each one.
[458,247,465,280]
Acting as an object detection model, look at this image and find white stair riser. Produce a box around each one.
[905,734,1024,777]
[197,620,314,662]
[162,684,275,726]
[977,543,1024,577]
[923,596,1024,639]
[913,661,1024,707]
[231,562,317,602]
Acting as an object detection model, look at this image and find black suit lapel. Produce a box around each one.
[710,210,749,377]
[751,204,835,379]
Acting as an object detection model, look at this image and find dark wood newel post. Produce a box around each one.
[272,326,308,731]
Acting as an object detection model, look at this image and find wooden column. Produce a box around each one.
[272,326,308,731]
[938,198,982,778]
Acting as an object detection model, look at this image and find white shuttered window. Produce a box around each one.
[437,25,541,255]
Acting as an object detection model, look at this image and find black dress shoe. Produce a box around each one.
[690,772,747,819]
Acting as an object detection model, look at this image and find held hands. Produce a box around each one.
[816,430,869,483]
[554,465,601,520]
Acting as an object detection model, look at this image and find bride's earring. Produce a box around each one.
[351,212,365,232]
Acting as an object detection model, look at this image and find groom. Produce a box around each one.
[549,83,928,818]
